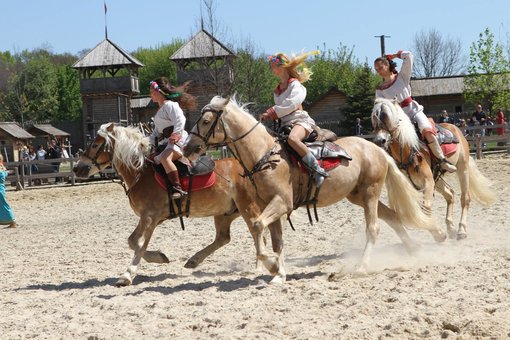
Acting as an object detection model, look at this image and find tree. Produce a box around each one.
[464,27,510,112]
[306,44,359,104]
[412,28,465,77]
[343,63,378,135]
[231,42,275,112]
[133,41,184,95]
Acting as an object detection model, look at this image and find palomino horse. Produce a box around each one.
[371,98,496,239]
[73,123,286,286]
[184,96,444,277]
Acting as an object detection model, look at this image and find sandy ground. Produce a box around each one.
[1,154,509,339]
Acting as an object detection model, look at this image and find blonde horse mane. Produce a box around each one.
[373,98,420,150]
[97,124,151,171]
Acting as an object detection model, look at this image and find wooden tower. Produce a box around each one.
[72,38,144,145]
[170,29,235,128]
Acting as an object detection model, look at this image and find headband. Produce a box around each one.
[149,80,182,99]
[268,54,286,65]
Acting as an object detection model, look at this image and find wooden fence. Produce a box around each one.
[4,157,116,191]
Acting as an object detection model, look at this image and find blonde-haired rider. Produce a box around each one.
[260,50,329,187]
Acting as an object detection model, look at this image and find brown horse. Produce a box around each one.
[371,98,496,239]
[184,96,443,277]
[73,123,286,286]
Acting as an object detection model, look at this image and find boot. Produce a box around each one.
[301,152,329,187]
[428,137,457,173]
[167,170,187,199]
[8,221,16,228]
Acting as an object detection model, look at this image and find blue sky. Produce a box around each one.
[1,0,510,64]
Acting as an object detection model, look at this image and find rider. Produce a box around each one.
[374,50,456,173]
[260,50,329,187]
[149,77,197,199]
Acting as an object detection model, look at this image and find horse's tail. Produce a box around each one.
[383,152,437,231]
[467,157,496,206]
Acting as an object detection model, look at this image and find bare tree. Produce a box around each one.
[412,28,466,77]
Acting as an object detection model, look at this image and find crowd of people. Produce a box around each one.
[438,105,507,138]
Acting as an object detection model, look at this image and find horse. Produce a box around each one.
[73,123,286,286]
[184,96,444,277]
[371,98,496,239]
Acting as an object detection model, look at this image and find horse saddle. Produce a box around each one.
[152,155,216,193]
[427,118,459,144]
[278,124,351,173]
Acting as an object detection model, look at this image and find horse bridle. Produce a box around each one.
[82,137,113,170]
[190,105,278,186]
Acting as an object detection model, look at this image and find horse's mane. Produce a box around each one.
[97,124,151,171]
[373,98,420,150]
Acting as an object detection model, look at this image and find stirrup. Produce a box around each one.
[315,174,325,188]
[171,186,187,199]
[440,159,456,173]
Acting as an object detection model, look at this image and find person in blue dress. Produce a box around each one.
[0,154,16,228]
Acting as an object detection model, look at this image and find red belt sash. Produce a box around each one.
[400,97,413,108]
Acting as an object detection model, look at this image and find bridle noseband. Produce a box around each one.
[82,137,113,170]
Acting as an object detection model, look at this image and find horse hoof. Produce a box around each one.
[115,277,132,287]
[184,259,199,269]
[433,231,447,243]
[457,233,467,240]
[269,275,286,284]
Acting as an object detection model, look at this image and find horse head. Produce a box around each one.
[371,98,420,151]
[73,123,116,178]
[184,96,230,160]
[73,123,150,178]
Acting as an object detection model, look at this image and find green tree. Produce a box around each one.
[133,41,184,95]
[231,47,275,112]
[344,63,378,135]
[464,27,510,112]
[306,44,359,104]
[55,65,82,120]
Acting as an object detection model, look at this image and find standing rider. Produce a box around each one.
[260,50,329,187]
[149,77,197,199]
[374,50,456,172]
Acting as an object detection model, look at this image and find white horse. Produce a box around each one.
[184,96,444,279]
[371,98,496,239]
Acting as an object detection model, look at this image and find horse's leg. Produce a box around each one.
[184,213,239,269]
[247,195,288,281]
[377,202,420,253]
[435,178,456,239]
[117,216,157,287]
[351,191,380,274]
[266,218,286,284]
[456,161,471,240]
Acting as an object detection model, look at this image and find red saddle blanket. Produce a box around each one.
[427,118,458,157]
[154,172,216,192]
[290,155,342,174]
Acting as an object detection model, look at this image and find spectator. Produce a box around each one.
[457,118,468,136]
[354,117,364,136]
[36,145,47,160]
[47,139,62,184]
[438,110,451,124]
[495,109,505,136]
[474,104,487,137]
[28,145,38,173]
[0,154,16,228]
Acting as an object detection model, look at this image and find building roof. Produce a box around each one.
[72,38,144,69]
[0,122,35,139]
[25,124,70,137]
[410,76,464,97]
[170,29,235,61]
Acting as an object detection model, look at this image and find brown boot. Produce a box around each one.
[167,170,187,199]
[8,221,16,228]
[428,138,456,173]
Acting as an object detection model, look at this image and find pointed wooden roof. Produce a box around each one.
[0,122,35,139]
[72,38,143,69]
[170,30,235,61]
[25,124,70,137]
